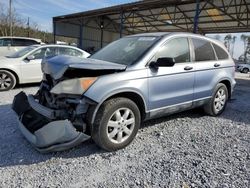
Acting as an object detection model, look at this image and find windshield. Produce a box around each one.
[90,36,160,65]
[7,46,37,58]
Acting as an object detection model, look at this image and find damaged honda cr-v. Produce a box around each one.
[12,32,236,152]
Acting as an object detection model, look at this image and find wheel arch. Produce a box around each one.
[0,68,19,84]
[87,91,147,125]
[219,79,232,99]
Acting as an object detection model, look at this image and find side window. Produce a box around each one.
[44,47,57,57]
[31,48,47,59]
[3,38,11,46]
[212,43,229,60]
[192,38,216,61]
[59,47,83,57]
[12,39,25,46]
[155,37,190,63]
[30,47,57,59]
[23,39,40,45]
[0,39,3,46]
[12,39,39,46]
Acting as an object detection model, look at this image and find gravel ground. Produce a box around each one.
[0,73,249,188]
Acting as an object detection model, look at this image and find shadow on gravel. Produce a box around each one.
[142,108,205,128]
[14,83,40,89]
[0,78,249,168]
[0,104,107,168]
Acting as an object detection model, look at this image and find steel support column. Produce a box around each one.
[100,18,104,48]
[193,0,200,33]
[120,10,124,38]
[53,21,56,44]
[79,24,83,49]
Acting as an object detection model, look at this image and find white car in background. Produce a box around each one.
[0,36,43,56]
[0,44,90,91]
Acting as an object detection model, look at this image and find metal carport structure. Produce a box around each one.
[53,0,250,51]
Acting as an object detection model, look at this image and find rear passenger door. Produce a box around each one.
[191,38,228,100]
[148,37,195,116]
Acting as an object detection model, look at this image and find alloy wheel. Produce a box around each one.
[214,88,226,113]
[0,72,12,90]
[106,108,135,144]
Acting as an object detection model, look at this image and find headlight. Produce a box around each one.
[50,77,97,95]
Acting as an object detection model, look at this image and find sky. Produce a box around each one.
[0,0,249,59]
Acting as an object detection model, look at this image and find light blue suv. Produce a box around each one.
[12,32,236,152]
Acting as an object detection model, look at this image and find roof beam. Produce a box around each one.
[207,0,246,27]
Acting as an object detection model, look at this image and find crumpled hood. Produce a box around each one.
[41,55,127,80]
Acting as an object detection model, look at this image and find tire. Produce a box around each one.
[204,83,228,116]
[242,68,249,74]
[0,70,16,91]
[92,97,141,151]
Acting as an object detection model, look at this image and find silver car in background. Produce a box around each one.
[237,63,250,73]
[12,32,236,152]
[0,44,90,91]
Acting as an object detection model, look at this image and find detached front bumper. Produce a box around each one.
[12,92,90,153]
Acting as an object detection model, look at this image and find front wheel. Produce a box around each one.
[204,83,228,116]
[0,70,16,91]
[92,97,141,151]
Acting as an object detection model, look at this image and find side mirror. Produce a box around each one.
[26,55,35,61]
[150,57,175,68]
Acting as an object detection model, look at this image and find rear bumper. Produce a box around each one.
[12,92,90,153]
[232,79,236,93]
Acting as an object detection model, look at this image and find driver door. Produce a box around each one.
[20,47,56,83]
[148,37,195,117]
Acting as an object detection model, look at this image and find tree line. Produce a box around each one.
[214,33,250,61]
[0,2,75,44]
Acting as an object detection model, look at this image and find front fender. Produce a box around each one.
[84,69,149,124]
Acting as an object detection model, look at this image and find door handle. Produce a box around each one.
[184,66,193,70]
[214,63,221,67]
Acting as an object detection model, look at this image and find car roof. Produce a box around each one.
[34,44,82,49]
[126,32,215,40]
[127,32,226,50]
[0,36,42,42]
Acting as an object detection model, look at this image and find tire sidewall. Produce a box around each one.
[0,70,16,91]
[211,84,228,116]
[94,98,141,151]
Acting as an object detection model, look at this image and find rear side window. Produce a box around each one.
[12,39,39,46]
[0,39,3,46]
[212,43,229,60]
[3,38,11,46]
[192,38,216,61]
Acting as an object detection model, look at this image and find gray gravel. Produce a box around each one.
[0,73,249,188]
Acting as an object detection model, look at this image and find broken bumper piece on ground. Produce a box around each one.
[12,91,90,153]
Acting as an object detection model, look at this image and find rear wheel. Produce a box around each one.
[92,97,141,151]
[242,68,249,74]
[0,70,16,91]
[204,83,228,116]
